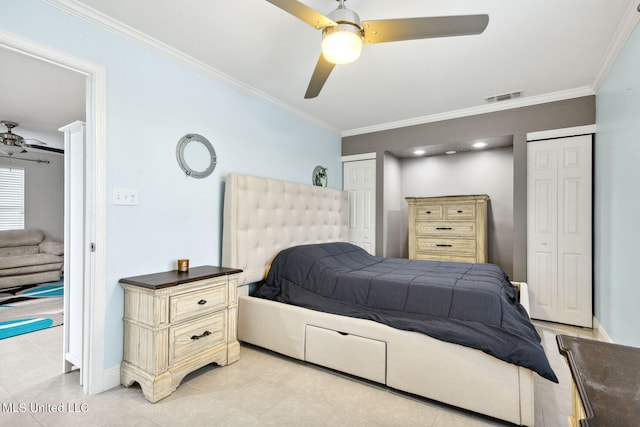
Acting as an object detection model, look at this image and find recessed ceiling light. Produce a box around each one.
[472,142,488,149]
[445,150,457,155]
[413,149,426,155]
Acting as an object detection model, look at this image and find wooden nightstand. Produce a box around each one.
[120,265,242,402]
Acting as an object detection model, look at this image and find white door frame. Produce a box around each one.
[0,30,107,394]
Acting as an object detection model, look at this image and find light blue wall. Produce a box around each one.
[1,1,341,370]
[595,23,640,346]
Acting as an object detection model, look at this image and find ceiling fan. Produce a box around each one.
[266,0,489,98]
[0,121,47,156]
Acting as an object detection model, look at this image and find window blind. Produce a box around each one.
[0,166,25,230]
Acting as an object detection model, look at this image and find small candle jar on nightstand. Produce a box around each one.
[177,259,189,272]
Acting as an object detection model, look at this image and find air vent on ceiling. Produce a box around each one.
[485,91,522,103]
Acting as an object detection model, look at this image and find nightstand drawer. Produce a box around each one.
[416,221,476,237]
[170,311,226,364]
[170,284,227,323]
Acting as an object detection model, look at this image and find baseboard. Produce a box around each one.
[593,317,613,343]
[102,365,121,392]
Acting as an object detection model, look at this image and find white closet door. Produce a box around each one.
[527,135,592,327]
[343,159,376,255]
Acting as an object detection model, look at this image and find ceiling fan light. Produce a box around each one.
[1,142,26,156]
[322,25,362,64]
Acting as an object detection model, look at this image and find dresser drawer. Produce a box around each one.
[170,284,227,323]
[413,253,478,263]
[415,204,443,220]
[416,221,476,237]
[169,311,226,365]
[444,203,476,220]
[416,237,476,255]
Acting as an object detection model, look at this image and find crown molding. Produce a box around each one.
[592,0,640,91]
[42,0,341,136]
[342,86,596,137]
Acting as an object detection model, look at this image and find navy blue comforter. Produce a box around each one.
[255,242,557,382]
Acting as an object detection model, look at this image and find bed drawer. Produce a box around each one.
[305,325,386,384]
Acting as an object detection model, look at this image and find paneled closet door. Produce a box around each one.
[527,135,592,327]
[343,159,376,255]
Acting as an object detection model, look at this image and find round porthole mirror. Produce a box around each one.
[176,133,217,179]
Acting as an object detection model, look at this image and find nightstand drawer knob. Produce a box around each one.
[191,330,211,340]
[197,299,207,305]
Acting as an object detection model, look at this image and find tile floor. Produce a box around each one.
[0,322,600,426]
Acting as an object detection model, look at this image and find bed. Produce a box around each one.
[221,172,554,426]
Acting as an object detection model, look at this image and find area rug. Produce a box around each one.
[0,279,63,339]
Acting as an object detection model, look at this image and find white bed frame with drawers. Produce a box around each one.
[222,173,535,426]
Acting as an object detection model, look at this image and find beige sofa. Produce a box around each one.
[0,229,64,289]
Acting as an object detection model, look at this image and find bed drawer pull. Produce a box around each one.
[191,330,211,340]
[436,244,453,247]
[337,331,349,336]
[436,227,452,230]
[197,299,207,305]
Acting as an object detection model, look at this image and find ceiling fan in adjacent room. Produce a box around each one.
[0,121,47,156]
[266,0,489,98]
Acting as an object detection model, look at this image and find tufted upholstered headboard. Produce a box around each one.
[221,173,348,291]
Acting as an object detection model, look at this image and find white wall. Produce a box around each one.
[1,0,342,372]
[595,22,640,346]
[0,150,64,241]
[400,146,514,277]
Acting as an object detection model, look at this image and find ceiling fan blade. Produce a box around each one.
[304,54,336,99]
[266,0,336,29]
[362,14,489,45]
[22,138,47,147]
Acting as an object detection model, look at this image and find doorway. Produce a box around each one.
[0,30,107,394]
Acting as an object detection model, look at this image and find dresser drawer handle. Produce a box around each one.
[197,299,207,305]
[457,210,463,213]
[436,244,453,247]
[191,330,211,340]
[436,227,452,230]
[425,211,432,214]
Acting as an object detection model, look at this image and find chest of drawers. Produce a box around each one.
[406,195,489,263]
[119,265,242,402]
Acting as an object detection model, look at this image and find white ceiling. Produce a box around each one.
[0,47,86,150]
[3,0,639,147]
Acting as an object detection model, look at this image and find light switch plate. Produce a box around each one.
[113,188,138,205]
